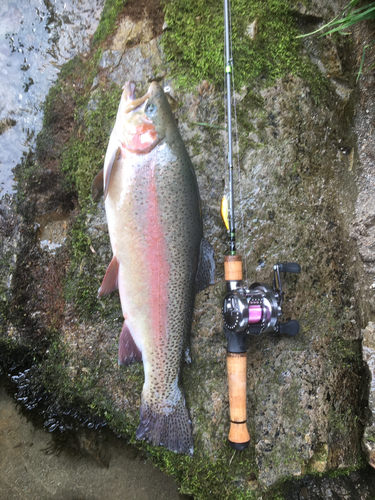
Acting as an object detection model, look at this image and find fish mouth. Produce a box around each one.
[121,82,163,154]
[123,80,162,113]
[124,92,150,114]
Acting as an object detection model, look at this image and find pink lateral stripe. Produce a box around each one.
[145,162,170,349]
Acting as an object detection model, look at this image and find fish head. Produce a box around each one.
[117,81,175,154]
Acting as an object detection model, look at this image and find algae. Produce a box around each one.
[93,0,128,45]
[61,82,122,201]
[162,0,328,94]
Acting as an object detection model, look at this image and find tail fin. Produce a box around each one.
[136,394,193,456]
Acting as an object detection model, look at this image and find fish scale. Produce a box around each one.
[92,81,215,455]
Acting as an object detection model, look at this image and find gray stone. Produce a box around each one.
[362,322,375,468]
[98,50,123,71]
[109,39,164,86]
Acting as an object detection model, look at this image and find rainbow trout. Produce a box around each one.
[92,81,215,455]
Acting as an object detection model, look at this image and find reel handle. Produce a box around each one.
[277,262,301,274]
[278,319,299,336]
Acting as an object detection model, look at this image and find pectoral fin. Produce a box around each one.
[118,321,142,365]
[195,237,215,293]
[98,256,119,297]
[104,145,122,201]
[92,169,104,201]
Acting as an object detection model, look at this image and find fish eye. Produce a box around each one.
[145,103,156,116]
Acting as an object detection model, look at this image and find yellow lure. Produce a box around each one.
[221,195,230,231]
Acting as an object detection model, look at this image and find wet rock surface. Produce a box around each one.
[362,322,375,468]
[282,466,375,500]
[0,0,106,196]
[2,0,375,498]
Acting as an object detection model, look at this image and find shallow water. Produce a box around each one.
[0,378,187,500]
[0,0,104,196]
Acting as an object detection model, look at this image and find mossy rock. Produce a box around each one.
[1,0,375,498]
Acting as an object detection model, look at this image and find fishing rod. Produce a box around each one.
[221,0,301,451]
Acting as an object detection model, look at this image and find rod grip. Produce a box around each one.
[224,255,243,282]
[227,352,250,450]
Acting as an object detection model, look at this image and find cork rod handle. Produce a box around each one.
[224,255,243,282]
[227,352,250,449]
[224,254,250,449]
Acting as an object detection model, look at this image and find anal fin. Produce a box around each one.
[118,321,142,365]
[98,256,119,297]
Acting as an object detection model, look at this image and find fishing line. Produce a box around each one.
[232,100,248,284]
[223,7,229,209]
[223,0,235,256]
[224,0,248,282]
[230,5,248,284]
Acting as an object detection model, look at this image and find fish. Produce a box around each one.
[92,81,215,455]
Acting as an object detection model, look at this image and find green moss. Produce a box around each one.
[93,0,128,45]
[328,337,362,367]
[162,0,328,93]
[64,212,98,317]
[145,446,258,499]
[63,205,125,322]
[61,83,121,201]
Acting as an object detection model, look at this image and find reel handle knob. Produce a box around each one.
[277,262,301,274]
[278,320,300,336]
[227,351,250,450]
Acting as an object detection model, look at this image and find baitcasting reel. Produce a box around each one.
[222,259,301,451]
[223,262,301,339]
